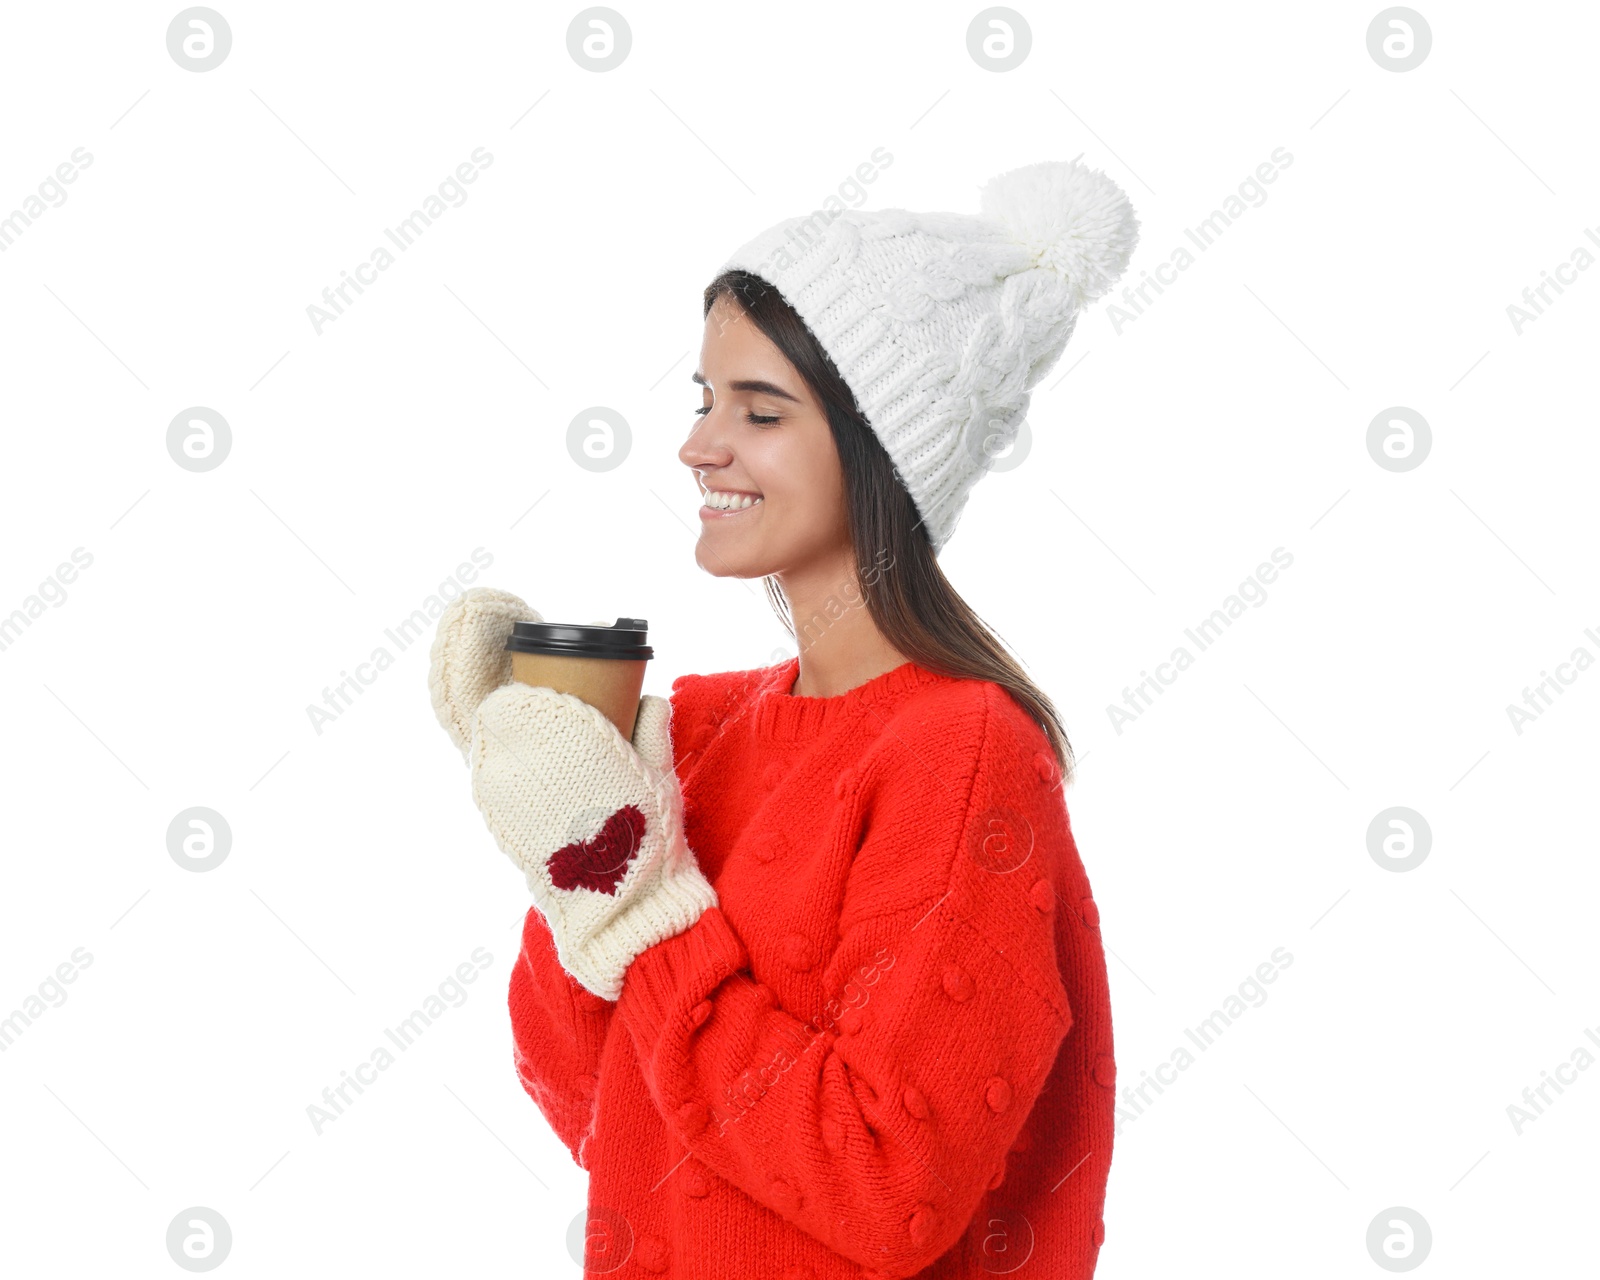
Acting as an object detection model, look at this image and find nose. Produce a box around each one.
[678,407,733,473]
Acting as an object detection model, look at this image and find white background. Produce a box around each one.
[2,1,1595,1275]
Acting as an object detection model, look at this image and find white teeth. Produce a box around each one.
[703,490,763,511]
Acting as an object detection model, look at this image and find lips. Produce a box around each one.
[545,805,648,894]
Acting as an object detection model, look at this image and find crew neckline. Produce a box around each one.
[752,656,951,741]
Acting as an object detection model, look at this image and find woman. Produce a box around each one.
[428,157,1138,1278]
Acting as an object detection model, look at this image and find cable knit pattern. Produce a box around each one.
[716,157,1138,552]
[509,657,1115,1277]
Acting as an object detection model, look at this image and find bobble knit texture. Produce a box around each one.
[718,156,1139,554]
[510,657,1116,1277]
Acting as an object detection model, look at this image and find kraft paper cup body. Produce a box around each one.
[510,651,647,741]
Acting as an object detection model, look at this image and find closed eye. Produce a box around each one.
[695,407,781,425]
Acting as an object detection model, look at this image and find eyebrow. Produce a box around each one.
[691,371,803,404]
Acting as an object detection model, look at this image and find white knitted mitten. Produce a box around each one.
[428,588,717,1001]
[428,587,542,759]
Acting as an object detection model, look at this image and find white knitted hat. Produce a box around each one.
[716,156,1139,554]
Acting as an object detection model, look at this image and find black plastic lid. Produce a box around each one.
[505,618,652,661]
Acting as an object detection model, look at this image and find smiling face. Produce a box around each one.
[679,293,851,580]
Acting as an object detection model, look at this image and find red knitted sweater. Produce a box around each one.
[508,656,1115,1278]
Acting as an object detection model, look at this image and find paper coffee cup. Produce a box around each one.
[505,617,652,741]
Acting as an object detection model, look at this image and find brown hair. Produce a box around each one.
[703,269,1074,780]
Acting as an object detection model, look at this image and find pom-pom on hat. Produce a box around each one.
[715,155,1139,554]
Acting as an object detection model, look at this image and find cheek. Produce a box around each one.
[768,428,844,492]
[764,446,842,530]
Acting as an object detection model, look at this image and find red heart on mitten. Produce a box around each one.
[546,805,648,894]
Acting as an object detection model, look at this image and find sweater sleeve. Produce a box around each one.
[504,675,724,1167]
[615,684,1075,1277]
[508,901,616,1169]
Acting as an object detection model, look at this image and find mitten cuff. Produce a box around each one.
[558,864,721,1003]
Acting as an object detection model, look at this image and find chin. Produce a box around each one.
[695,540,775,580]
